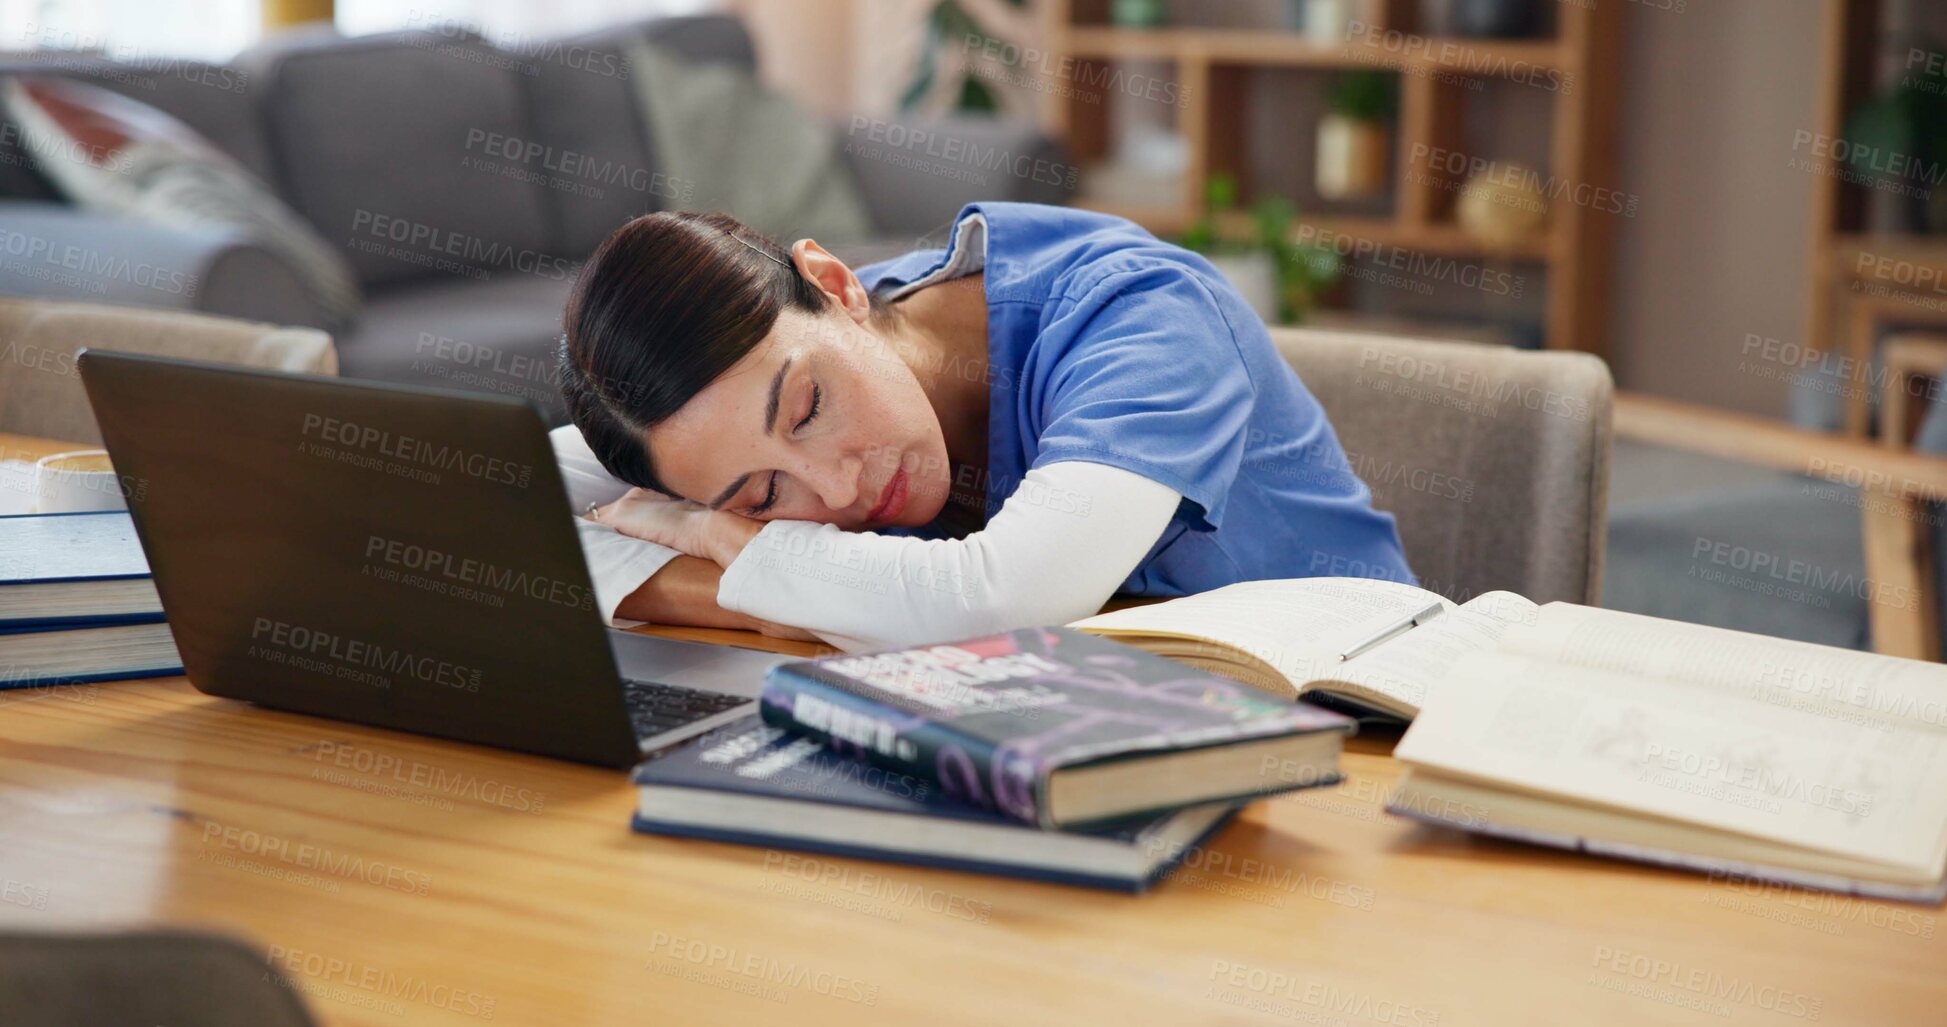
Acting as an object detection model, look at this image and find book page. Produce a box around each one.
[1070,577,1450,688]
[1502,604,1947,734]
[1308,591,1540,714]
[1398,651,1947,873]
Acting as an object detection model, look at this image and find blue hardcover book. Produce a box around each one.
[760,626,1353,828]
[632,716,1239,892]
[0,619,181,689]
[0,511,162,628]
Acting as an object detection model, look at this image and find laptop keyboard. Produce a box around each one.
[622,678,747,740]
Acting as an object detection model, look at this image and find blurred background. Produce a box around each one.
[4,0,1944,660]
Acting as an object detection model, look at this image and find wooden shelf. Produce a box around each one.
[1830,234,1947,276]
[1805,1,1947,436]
[1064,26,1574,78]
[1073,201,1549,260]
[1045,1,1620,353]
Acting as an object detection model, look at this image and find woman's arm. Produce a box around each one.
[711,460,1183,651]
[552,424,740,629]
[611,554,818,640]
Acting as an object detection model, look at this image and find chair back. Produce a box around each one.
[0,298,336,444]
[0,930,319,1027]
[1269,327,1613,605]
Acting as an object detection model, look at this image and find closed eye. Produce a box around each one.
[794,384,821,434]
[746,472,780,516]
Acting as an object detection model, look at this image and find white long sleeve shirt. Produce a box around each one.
[549,424,1181,651]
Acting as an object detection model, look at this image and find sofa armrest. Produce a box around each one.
[835,114,1076,238]
[0,202,333,329]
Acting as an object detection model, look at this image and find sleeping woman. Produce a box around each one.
[552,202,1413,651]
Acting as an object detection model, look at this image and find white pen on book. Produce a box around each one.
[1338,601,1446,662]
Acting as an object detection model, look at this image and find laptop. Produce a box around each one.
[78,350,793,769]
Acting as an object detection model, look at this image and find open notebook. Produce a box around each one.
[1390,604,1947,902]
[1070,577,1538,719]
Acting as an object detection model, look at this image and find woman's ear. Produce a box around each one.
[790,239,872,324]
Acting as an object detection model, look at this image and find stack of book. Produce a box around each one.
[0,511,181,688]
[632,625,1355,891]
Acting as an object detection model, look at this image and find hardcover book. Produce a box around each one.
[632,716,1239,892]
[1390,604,1947,902]
[759,626,1352,828]
[0,511,162,628]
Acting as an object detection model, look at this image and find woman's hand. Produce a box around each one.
[590,488,765,568]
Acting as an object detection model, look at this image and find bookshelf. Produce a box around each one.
[1804,0,1947,436]
[1040,0,1623,354]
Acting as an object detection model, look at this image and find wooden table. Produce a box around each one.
[3,433,1942,1026]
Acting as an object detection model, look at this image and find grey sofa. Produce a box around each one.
[0,15,1070,423]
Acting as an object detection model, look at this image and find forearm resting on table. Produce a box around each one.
[715,460,1182,651]
[612,554,758,630]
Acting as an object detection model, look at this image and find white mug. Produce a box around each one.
[34,449,127,514]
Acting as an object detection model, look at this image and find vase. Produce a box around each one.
[1315,114,1390,201]
[1296,0,1355,46]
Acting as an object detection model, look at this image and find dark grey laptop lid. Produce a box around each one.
[79,350,643,767]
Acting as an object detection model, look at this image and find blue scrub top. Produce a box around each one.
[856,202,1414,597]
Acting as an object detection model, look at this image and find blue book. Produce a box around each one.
[760,626,1352,828]
[632,716,1239,892]
[0,619,181,689]
[0,511,162,628]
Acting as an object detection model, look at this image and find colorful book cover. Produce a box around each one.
[758,625,1352,827]
[632,715,1239,892]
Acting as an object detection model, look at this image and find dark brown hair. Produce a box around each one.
[559,211,831,495]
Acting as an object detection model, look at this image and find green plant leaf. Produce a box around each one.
[1327,70,1398,121]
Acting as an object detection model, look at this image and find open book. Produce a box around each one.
[1071,578,1947,900]
[1069,577,1538,719]
[1389,604,1947,901]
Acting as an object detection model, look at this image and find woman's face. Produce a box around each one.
[643,286,953,532]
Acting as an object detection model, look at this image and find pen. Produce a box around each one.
[1338,601,1446,661]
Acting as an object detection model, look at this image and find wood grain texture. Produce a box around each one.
[1613,392,1947,501]
[0,676,1940,1026]
[6,429,1940,1024]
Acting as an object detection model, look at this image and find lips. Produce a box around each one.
[867,467,909,523]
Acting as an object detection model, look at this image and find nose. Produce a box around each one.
[794,451,864,513]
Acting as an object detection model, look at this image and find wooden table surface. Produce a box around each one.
[3,434,1942,1026]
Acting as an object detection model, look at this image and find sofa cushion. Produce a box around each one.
[336,274,575,423]
[641,15,759,69]
[628,42,870,245]
[514,27,665,257]
[237,26,557,288]
[0,53,271,180]
[2,76,361,331]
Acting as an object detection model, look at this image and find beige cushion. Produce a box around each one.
[1271,327,1612,605]
[1,77,361,330]
[0,298,336,445]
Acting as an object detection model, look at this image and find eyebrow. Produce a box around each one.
[763,356,792,439]
[705,356,793,511]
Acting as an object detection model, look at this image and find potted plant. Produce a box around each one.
[1179,174,1342,325]
[1842,37,1947,233]
[899,0,1029,114]
[1316,71,1396,201]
